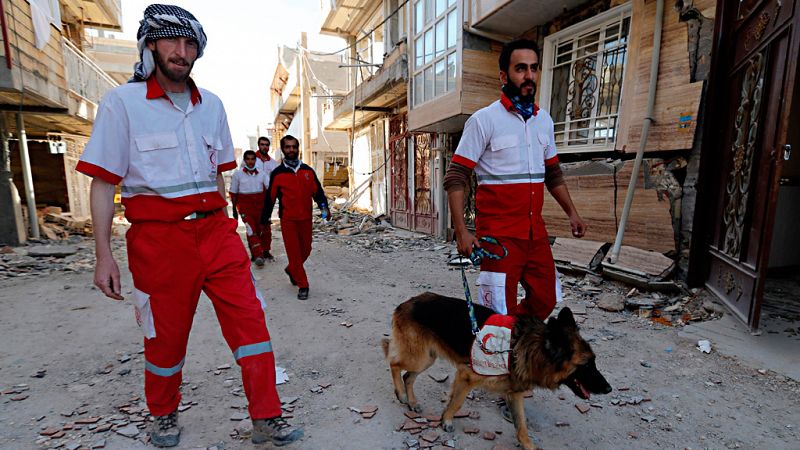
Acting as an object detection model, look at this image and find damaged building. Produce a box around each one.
[318,0,800,332]
[0,0,133,245]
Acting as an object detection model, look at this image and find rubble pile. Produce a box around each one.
[313,210,440,253]
[0,241,97,280]
[560,274,725,327]
[37,206,94,241]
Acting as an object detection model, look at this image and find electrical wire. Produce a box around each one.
[308,0,410,56]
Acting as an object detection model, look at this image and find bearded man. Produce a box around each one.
[445,39,587,322]
[76,4,303,447]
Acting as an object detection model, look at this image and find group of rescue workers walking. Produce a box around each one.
[77,3,586,448]
[229,135,329,301]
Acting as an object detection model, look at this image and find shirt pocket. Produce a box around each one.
[203,134,223,181]
[486,135,521,171]
[134,131,182,184]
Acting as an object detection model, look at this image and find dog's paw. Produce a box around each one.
[395,392,408,405]
[442,422,454,433]
[409,404,423,413]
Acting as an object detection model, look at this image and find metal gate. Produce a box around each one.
[388,114,438,234]
[411,133,437,235]
[389,115,411,229]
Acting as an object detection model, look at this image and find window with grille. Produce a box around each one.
[539,4,631,153]
[411,0,458,107]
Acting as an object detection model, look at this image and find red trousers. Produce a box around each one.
[479,236,556,321]
[126,214,282,419]
[280,219,312,289]
[236,195,271,258]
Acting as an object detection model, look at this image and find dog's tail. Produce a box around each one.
[381,338,390,358]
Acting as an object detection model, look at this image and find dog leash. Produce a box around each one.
[460,236,510,354]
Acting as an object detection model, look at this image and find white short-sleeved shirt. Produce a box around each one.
[76,77,237,222]
[452,96,559,239]
[230,168,269,195]
[255,153,279,176]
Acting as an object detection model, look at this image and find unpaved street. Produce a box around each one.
[1,223,798,450]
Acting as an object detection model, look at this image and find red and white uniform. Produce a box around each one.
[262,162,327,289]
[230,166,271,258]
[76,76,282,420]
[453,95,558,320]
[255,152,279,175]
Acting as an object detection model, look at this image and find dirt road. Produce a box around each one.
[1,224,798,449]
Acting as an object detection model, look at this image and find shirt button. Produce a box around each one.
[202,199,206,203]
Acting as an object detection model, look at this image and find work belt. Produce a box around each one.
[183,209,223,221]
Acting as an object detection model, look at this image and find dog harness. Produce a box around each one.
[470,314,516,376]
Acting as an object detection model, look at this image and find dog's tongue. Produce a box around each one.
[581,384,591,400]
[577,380,591,400]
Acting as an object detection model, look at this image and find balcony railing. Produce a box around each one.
[62,38,118,105]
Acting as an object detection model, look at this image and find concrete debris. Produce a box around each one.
[115,424,140,438]
[597,293,625,312]
[26,245,79,258]
[428,372,449,383]
[314,210,445,255]
[0,236,108,281]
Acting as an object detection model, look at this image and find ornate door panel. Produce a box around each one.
[703,0,799,330]
[389,115,410,229]
[412,133,437,235]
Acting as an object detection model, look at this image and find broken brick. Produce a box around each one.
[483,431,496,440]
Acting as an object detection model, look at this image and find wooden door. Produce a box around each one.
[411,132,437,235]
[389,114,411,229]
[702,0,799,330]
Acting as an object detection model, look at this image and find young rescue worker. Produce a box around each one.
[261,135,329,300]
[76,4,302,447]
[254,136,279,260]
[230,150,271,267]
[445,38,587,322]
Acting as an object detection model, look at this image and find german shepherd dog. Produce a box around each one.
[382,292,612,450]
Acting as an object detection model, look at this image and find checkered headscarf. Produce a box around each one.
[129,4,207,82]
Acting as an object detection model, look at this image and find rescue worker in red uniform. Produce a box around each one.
[445,38,587,322]
[444,37,587,427]
[77,4,302,447]
[254,136,279,261]
[261,135,329,300]
[230,150,271,267]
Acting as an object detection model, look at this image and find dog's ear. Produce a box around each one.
[544,319,571,364]
[557,307,577,329]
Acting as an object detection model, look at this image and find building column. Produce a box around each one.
[0,113,26,245]
[16,113,39,239]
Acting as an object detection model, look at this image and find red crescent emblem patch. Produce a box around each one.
[481,333,494,355]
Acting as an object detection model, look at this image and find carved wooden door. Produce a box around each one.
[704,0,799,330]
[389,114,411,229]
[411,132,437,235]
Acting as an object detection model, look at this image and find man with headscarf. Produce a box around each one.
[261,135,329,300]
[76,4,302,447]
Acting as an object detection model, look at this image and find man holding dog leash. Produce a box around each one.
[445,38,587,323]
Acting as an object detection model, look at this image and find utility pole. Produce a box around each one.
[17,113,39,240]
[299,32,312,166]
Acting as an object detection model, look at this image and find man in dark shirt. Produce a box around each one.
[262,135,329,300]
